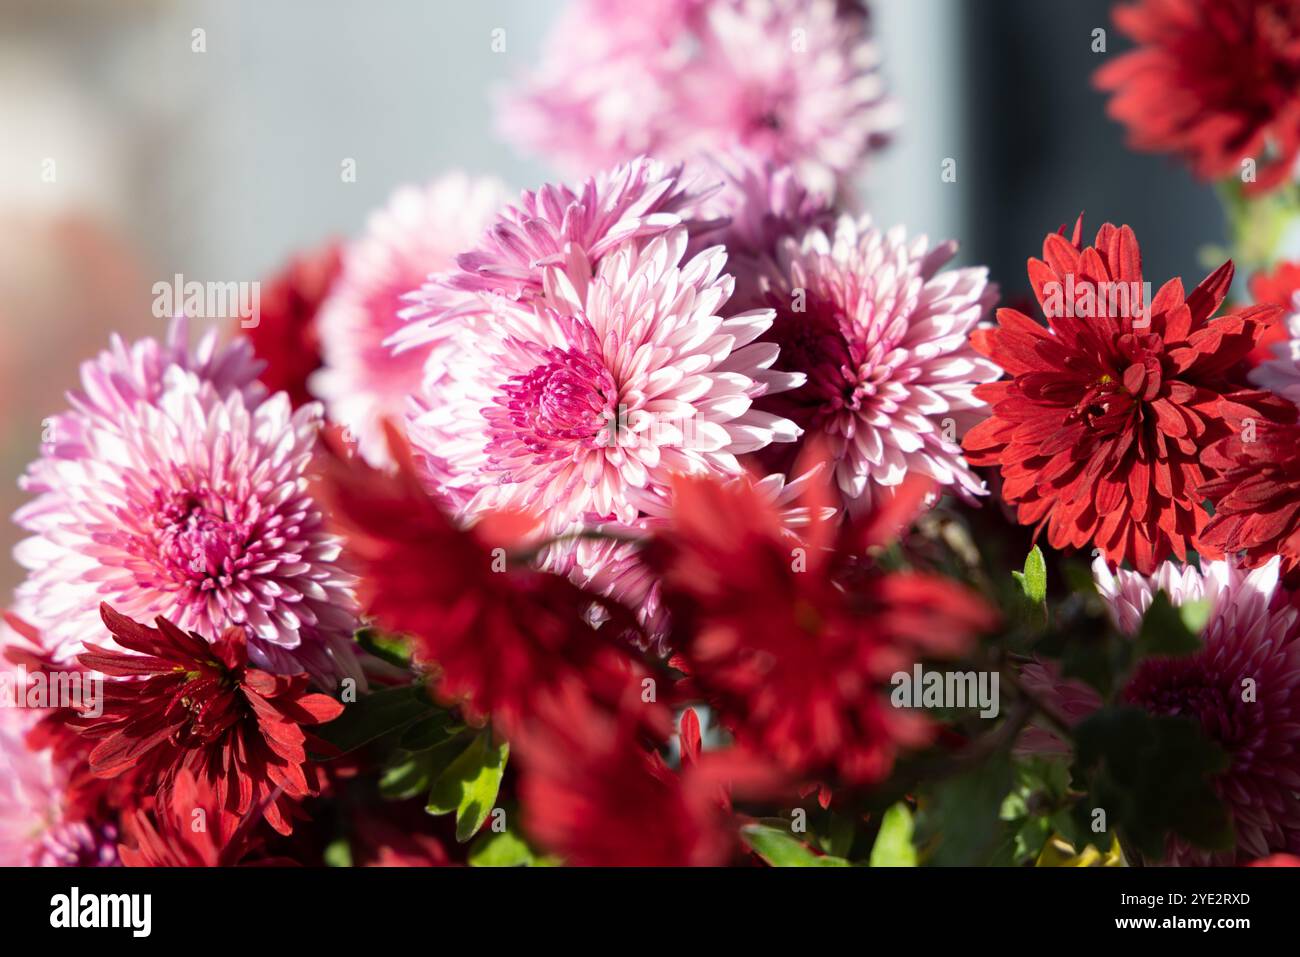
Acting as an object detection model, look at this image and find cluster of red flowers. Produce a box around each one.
[320,430,996,865]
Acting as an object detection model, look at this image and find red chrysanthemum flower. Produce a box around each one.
[1095,0,1300,194]
[118,768,292,867]
[963,218,1281,573]
[646,467,996,787]
[1201,394,1300,574]
[319,427,668,739]
[245,240,343,407]
[75,604,343,835]
[516,692,762,866]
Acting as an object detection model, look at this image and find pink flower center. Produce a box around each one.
[489,347,618,464]
[1126,656,1256,759]
[768,298,859,425]
[153,491,253,592]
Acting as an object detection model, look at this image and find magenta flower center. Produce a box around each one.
[153,491,254,591]
[1126,657,1256,759]
[768,299,862,425]
[493,347,619,462]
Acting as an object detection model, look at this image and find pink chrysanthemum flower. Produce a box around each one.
[14,369,360,685]
[34,317,264,464]
[500,0,898,195]
[688,149,836,305]
[756,215,1000,515]
[407,225,803,530]
[311,173,508,467]
[0,666,116,866]
[391,157,717,359]
[1021,556,1300,865]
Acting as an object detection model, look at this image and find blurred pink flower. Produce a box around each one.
[500,0,898,195]
[1251,310,1300,408]
[755,215,999,515]
[0,657,116,866]
[312,173,508,467]
[688,149,836,305]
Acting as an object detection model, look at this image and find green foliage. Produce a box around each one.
[998,756,1078,865]
[378,731,473,800]
[468,816,560,867]
[398,711,461,751]
[1135,592,1203,660]
[313,684,445,758]
[915,751,1014,866]
[1032,586,1204,700]
[740,825,851,867]
[354,627,413,669]
[1216,178,1300,270]
[323,838,352,868]
[868,803,917,867]
[1071,706,1233,860]
[426,729,510,842]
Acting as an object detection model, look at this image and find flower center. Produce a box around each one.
[496,347,619,459]
[154,492,251,591]
[770,302,858,422]
[1125,652,1262,765]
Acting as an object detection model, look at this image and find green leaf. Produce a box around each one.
[382,732,477,801]
[916,750,1014,866]
[468,822,560,867]
[868,803,917,867]
[398,712,460,752]
[355,627,412,669]
[822,811,857,860]
[995,756,1077,865]
[1072,706,1232,860]
[1135,591,1202,660]
[379,751,438,800]
[323,838,352,868]
[740,825,850,867]
[426,730,510,842]
[313,684,442,758]
[1177,598,1212,637]
[1012,816,1053,864]
[1012,545,1047,605]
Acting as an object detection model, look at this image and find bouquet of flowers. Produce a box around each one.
[4,0,1300,870]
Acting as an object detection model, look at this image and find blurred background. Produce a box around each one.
[0,0,1221,596]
